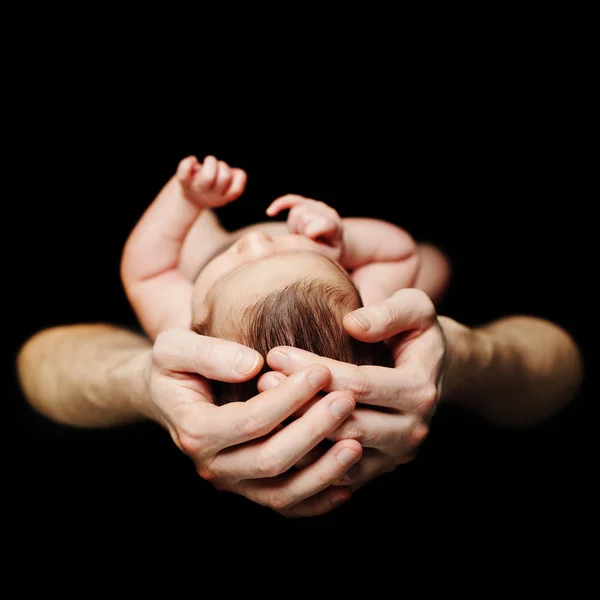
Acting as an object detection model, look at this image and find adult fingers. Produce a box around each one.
[267,347,407,407]
[277,486,353,518]
[179,364,333,460]
[235,439,362,512]
[294,444,327,469]
[257,371,324,421]
[343,288,436,343]
[267,346,439,412]
[257,372,328,469]
[337,448,417,489]
[326,407,427,452]
[257,370,288,392]
[209,390,355,478]
[153,329,263,382]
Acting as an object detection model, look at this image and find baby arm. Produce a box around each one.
[267,195,446,306]
[342,218,451,306]
[121,156,246,340]
[339,218,418,304]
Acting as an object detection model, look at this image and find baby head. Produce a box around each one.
[191,231,392,405]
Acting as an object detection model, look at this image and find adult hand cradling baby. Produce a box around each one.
[143,327,362,517]
[258,287,444,489]
[17,152,583,523]
[141,287,446,517]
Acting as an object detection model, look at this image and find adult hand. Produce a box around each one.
[259,288,445,489]
[145,328,362,517]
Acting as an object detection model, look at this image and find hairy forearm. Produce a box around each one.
[16,324,153,428]
[439,315,583,426]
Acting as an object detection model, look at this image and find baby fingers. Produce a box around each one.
[303,214,340,239]
[265,194,308,217]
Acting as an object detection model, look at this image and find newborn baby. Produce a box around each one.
[121,156,450,404]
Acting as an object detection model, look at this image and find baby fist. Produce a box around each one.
[177,155,247,207]
[266,194,343,251]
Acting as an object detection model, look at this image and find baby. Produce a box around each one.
[121,155,449,405]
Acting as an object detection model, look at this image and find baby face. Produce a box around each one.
[191,231,350,333]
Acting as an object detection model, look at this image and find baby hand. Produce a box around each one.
[266,194,343,253]
[177,155,247,207]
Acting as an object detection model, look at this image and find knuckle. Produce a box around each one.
[177,430,205,456]
[315,468,333,490]
[342,366,369,399]
[177,416,204,440]
[415,383,438,415]
[368,301,396,330]
[195,462,218,483]
[409,288,436,318]
[238,412,272,440]
[362,426,388,448]
[175,419,216,455]
[409,423,430,448]
[268,490,298,511]
[379,299,396,327]
[257,449,288,478]
[152,332,175,365]
[335,418,364,443]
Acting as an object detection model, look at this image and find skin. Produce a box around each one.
[15,155,583,517]
[17,324,362,515]
[16,289,583,516]
[122,155,449,340]
[191,235,356,333]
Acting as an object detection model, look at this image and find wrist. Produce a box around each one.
[109,348,159,423]
[438,316,493,405]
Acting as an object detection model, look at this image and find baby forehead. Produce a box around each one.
[227,252,346,292]
[191,251,351,324]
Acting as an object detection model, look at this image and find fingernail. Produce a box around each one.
[234,352,260,376]
[268,350,288,370]
[308,367,329,388]
[349,311,371,330]
[330,397,354,418]
[337,448,360,467]
[260,373,282,390]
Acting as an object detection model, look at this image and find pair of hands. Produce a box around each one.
[144,287,446,517]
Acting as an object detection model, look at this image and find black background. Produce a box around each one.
[7,54,595,543]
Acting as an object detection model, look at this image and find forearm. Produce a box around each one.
[16,324,154,428]
[439,315,583,426]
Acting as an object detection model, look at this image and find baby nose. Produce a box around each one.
[237,231,274,257]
